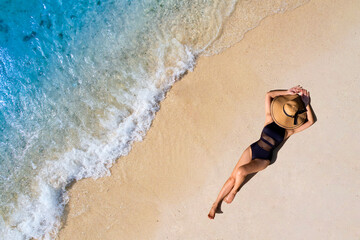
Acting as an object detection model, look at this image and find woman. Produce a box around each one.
[208,85,315,219]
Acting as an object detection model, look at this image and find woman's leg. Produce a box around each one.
[208,147,253,219]
[224,158,270,204]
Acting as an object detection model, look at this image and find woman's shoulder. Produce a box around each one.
[264,115,273,126]
[285,129,295,139]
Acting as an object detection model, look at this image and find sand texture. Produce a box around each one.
[58,0,360,239]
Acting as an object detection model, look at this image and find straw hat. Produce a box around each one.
[271,94,307,129]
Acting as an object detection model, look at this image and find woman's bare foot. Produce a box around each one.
[224,191,236,204]
[208,203,223,219]
[208,207,216,219]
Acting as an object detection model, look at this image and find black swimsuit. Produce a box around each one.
[250,121,286,163]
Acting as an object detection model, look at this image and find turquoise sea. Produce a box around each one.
[0,0,307,239]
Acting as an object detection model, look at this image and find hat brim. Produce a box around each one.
[271,95,307,130]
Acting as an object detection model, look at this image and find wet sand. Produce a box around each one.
[58,0,360,239]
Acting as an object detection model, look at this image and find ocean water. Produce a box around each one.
[0,0,308,239]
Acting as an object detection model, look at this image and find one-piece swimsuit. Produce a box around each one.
[250,121,286,163]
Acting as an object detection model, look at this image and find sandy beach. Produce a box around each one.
[58,0,360,239]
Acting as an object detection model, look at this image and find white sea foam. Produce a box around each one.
[1,42,196,239]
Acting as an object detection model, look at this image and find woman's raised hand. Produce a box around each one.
[288,85,310,106]
[288,85,303,94]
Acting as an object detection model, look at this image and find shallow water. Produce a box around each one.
[0,0,308,238]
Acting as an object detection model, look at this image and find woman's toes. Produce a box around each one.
[208,208,215,219]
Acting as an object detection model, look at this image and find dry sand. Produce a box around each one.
[58,0,360,239]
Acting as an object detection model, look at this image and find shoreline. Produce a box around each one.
[58,0,360,239]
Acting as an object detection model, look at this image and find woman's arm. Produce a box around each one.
[292,89,315,134]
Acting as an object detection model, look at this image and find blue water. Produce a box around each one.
[0,0,308,238]
[0,0,239,238]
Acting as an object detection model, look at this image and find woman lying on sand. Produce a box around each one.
[208,85,315,219]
